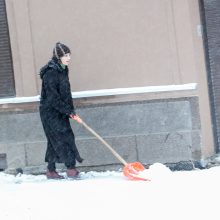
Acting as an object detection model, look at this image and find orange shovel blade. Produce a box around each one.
[123,162,150,181]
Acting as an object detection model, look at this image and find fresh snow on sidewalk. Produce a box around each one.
[0,163,219,220]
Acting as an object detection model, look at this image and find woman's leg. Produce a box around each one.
[47,161,56,172]
[45,141,64,179]
[65,161,79,178]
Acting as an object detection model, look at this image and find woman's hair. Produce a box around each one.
[52,42,71,61]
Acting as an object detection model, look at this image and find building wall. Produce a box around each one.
[0,95,201,173]
[0,0,215,172]
[6,0,201,94]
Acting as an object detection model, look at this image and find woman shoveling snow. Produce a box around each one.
[39,42,83,179]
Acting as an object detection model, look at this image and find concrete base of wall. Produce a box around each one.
[0,97,201,174]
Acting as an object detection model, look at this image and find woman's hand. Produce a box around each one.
[70,114,82,123]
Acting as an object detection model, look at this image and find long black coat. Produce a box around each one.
[39,59,82,166]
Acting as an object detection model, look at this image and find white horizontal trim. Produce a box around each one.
[72,83,197,98]
[0,83,197,104]
[0,95,40,104]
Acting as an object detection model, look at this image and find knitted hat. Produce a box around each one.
[53,42,71,59]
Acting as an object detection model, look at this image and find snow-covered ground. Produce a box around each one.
[0,163,219,220]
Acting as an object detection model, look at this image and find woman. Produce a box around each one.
[39,42,83,179]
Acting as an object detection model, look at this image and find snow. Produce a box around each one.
[72,83,197,98]
[0,83,197,104]
[0,162,219,220]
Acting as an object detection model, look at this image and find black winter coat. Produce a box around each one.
[39,59,82,166]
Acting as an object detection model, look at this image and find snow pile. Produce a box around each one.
[137,162,172,181]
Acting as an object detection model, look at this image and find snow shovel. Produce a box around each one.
[71,115,150,181]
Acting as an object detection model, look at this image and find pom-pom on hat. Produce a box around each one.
[53,42,71,59]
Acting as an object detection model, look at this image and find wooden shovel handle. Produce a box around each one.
[75,117,128,166]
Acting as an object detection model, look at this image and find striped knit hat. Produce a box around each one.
[53,42,71,59]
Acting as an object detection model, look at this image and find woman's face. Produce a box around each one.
[60,53,71,66]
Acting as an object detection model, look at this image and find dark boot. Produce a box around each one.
[66,168,79,178]
[46,170,64,179]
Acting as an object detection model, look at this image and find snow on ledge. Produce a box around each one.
[72,83,197,98]
[0,83,197,104]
